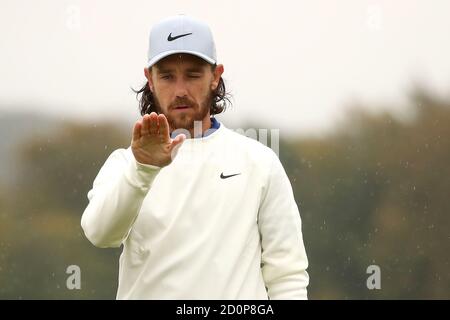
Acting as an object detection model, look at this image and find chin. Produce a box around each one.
[171,117,195,131]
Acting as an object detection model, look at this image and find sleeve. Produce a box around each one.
[81,148,161,248]
[258,151,310,299]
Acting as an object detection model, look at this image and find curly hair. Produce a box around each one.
[132,64,232,116]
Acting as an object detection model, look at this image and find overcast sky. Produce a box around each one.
[1,0,450,136]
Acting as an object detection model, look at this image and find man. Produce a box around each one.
[81,14,309,299]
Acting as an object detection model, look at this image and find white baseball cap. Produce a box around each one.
[147,14,217,68]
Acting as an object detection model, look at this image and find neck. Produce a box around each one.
[190,115,212,138]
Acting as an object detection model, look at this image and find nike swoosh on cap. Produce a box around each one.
[167,32,193,41]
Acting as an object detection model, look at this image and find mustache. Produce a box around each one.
[170,98,196,108]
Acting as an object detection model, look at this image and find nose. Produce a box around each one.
[174,78,188,98]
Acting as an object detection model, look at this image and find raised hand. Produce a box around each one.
[131,112,185,167]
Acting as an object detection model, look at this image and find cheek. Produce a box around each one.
[193,82,213,100]
[154,87,173,105]
[191,91,209,105]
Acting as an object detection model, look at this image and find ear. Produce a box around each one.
[211,64,224,91]
[144,67,154,92]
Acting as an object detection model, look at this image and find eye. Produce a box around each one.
[160,74,173,80]
[188,73,201,78]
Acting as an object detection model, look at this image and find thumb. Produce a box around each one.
[169,133,186,159]
[171,133,186,148]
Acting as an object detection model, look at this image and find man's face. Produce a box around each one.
[145,54,224,131]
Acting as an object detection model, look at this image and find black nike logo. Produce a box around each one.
[220,172,241,179]
[167,32,193,41]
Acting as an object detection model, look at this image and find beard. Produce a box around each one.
[154,93,212,131]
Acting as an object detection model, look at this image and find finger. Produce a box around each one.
[132,120,142,142]
[141,114,150,136]
[158,114,170,141]
[149,112,158,135]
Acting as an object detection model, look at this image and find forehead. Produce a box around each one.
[154,53,210,72]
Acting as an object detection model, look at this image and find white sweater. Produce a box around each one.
[81,121,309,299]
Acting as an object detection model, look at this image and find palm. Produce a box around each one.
[131,112,185,167]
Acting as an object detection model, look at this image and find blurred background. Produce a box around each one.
[0,0,449,299]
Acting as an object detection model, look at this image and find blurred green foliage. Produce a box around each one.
[0,123,129,299]
[0,90,449,299]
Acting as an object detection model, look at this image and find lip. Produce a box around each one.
[173,105,191,110]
